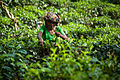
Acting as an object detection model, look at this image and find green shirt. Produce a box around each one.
[39,25,65,42]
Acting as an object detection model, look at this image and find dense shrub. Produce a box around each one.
[0,0,120,79]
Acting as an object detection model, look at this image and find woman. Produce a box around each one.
[37,12,69,46]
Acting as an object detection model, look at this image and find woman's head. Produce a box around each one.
[43,12,60,29]
[44,12,60,22]
[45,20,57,30]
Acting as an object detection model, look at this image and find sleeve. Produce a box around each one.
[56,26,65,35]
[39,25,45,33]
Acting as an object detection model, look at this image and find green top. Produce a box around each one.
[39,25,65,42]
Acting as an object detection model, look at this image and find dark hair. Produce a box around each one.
[45,20,58,26]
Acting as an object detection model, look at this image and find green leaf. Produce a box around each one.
[39,68,51,73]
[8,45,14,48]
[15,0,18,3]
[7,54,15,57]
[16,44,22,49]
[23,64,28,71]
[16,53,24,59]
[25,54,33,59]
[3,66,12,71]
[18,50,27,54]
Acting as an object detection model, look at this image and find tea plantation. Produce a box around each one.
[0,0,120,80]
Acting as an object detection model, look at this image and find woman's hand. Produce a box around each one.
[39,38,43,46]
[55,32,69,41]
[38,31,44,46]
[55,32,61,37]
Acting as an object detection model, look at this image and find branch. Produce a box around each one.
[0,1,18,30]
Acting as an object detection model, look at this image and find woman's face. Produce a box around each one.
[46,20,57,30]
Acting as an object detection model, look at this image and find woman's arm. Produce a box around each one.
[37,31,44,46]
[55,32,69,41]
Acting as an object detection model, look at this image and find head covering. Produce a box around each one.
[43,12,60,23]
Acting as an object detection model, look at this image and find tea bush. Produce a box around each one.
[0,0,120,80]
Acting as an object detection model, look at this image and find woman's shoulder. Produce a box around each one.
[40,25,46,28]
[40,25,47,30]
[39,25,46,32]
[56,26,61,30]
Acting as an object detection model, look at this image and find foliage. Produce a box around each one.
[101,0,120,4]
[0,0,120,80]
